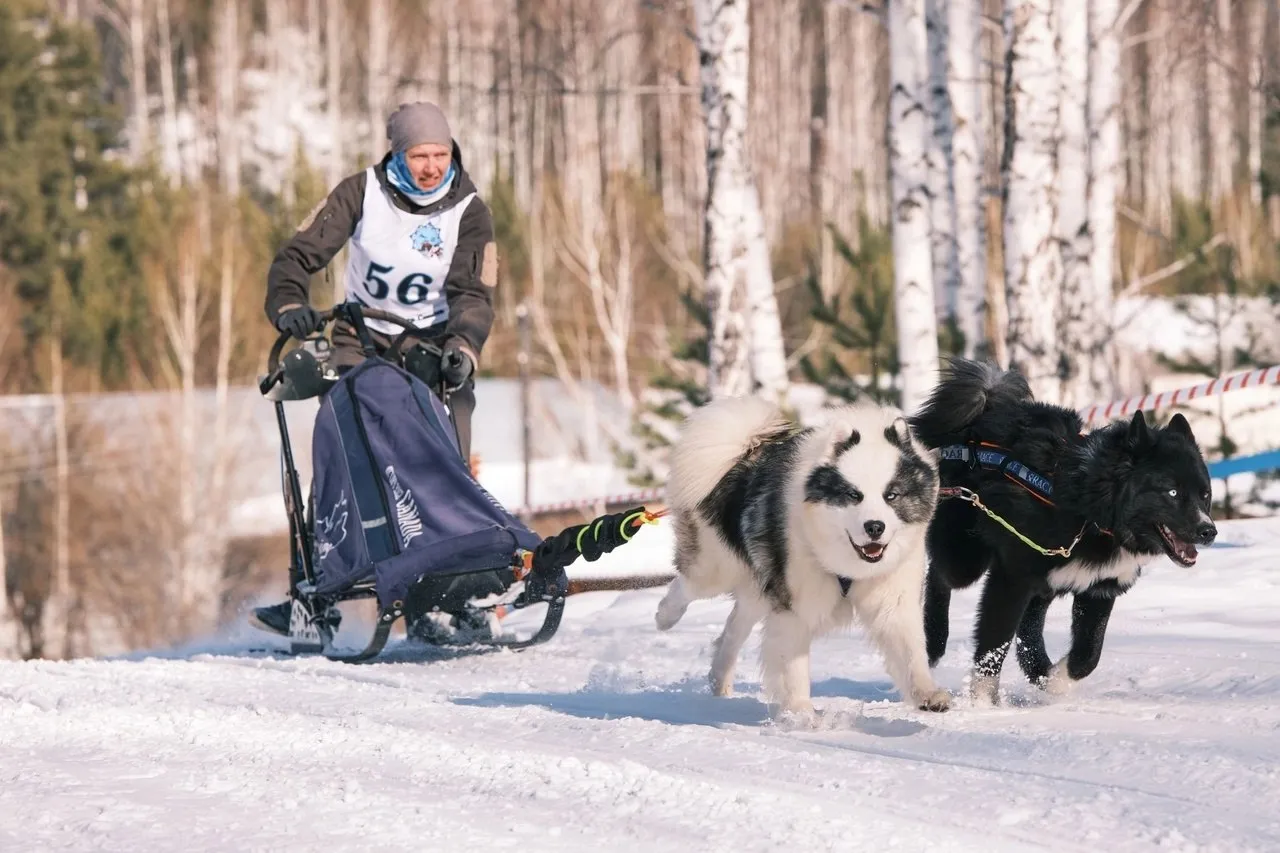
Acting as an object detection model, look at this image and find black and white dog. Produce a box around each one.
[909,358,1217,703]
[655,395,952,717]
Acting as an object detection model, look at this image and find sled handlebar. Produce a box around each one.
[264,304,445,377]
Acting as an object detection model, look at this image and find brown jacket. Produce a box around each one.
[264,142,496,366]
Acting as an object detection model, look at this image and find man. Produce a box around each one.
[252,101,497,638]
[265,100,496,461]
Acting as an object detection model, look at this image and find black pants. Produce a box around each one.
[330,320,476,460]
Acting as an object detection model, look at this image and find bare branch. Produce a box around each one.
[1119,233,1227,300]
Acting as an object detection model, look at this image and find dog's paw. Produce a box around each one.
[653,598,686,631]
[771,702,819,730]
[968,674,1000,707]
[914,687,952,712]
[1041,661,1075,697]
[709,671,735,697]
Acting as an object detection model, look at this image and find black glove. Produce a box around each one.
[275,305,323,339]
[440,344,474,386]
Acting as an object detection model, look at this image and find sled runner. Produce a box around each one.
[256,302,663,663]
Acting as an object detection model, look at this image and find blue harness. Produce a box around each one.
[939,442,1056,505]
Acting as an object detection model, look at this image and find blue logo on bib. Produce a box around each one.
[410,222,444,259]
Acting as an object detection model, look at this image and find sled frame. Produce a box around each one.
[262,304,567,663]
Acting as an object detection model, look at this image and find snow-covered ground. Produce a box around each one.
[3,517,1280,851]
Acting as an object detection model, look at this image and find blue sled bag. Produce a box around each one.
[307,357,541,608]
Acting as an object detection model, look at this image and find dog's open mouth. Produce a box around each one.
[846,531,885,563]
[1157,523,1198,567]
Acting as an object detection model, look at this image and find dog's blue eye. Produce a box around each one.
[885,491,898,502]
[1168,488,1178,498]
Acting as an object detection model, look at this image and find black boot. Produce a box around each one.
[249,600,292,636]
[249,598,342,638]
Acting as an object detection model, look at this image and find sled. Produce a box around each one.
[257,302,664,663]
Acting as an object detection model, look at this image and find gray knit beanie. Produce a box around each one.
[386,101,453,154]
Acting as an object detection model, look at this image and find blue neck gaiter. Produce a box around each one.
[386,153,455,206]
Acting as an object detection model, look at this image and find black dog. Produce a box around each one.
[909,358,1216,703]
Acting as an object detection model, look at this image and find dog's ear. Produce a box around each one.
[833,428,860,457]
[884,417,912,449]
[1125,410,1152,452]
[1165,412,1197,444]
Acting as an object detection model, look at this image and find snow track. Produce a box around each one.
[3,519,1280,851]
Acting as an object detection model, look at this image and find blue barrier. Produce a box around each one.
[1207,449,1280,479]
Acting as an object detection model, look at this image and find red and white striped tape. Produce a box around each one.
[1077,365,1280,425]
[516,486,666,518]
[520,365,1280,516]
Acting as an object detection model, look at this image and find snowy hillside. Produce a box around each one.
[3,518,1279,851]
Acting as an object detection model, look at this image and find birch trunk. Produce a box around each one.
[806,0,829,248]
[1055,0,1097,408]
[742,191,790,401]
[175,232,200,637]
[128,0,149,160]
[1206,0,1235,202]
[948,0,987,358]
[367,0,390,164]
[696,0,788,402]
[889,0,940,413]
[926,0,957,325]
[324,0,343,188]
[45,321,71,660]
[155,0,181,184]
[1168,5,1201,203]
[564,13,603,237]
[1002,0,1062,401]
[1088,0,1121,398]
[207,0,240,633]
[1143,0,1172,232]
[1247,0,1264,209]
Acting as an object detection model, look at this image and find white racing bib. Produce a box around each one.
[343,166,476,336]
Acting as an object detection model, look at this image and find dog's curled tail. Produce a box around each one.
[908,357,1032,447]
[665,395,792,511]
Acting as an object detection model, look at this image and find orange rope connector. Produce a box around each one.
[514,549,533,581]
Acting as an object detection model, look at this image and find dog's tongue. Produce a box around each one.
[862,543,884,557]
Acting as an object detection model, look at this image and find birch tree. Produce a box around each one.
[127,0,149,159]
[1205,0,1235,203]
[367,0,391,164]
[155,0,181,183]
[324,0,343,188]
[1054,0,1097,408]
[695,0,789,402]
[948,0,987,358]
[1246,0,1264,209]
[45,297,72,660]
[1002,0,1061,401]
[888,0,940,413]
[205,0,241,633]
[925,0,957,325]
[1087,0,1121,397]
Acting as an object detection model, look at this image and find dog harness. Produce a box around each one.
[938,440,1111,558]
[939,441,1055,505]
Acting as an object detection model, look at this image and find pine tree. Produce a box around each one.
[799,220,900,406]
[0,1,153,389]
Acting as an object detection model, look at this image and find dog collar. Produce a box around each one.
[838,576,853,597]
